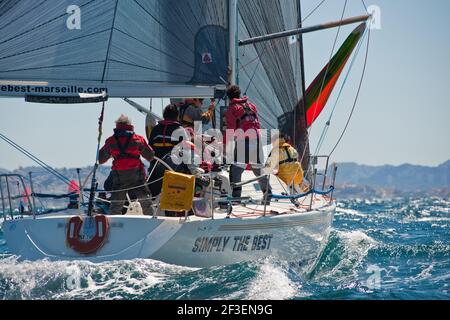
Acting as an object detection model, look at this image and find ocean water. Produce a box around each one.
[0,197,448,300]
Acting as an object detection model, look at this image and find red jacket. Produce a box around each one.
[225,97,261,140]
[99,124,154,171]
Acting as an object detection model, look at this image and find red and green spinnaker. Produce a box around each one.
[305,23,366,127]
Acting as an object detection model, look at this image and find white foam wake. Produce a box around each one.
[312,230,378,286]
[0,257,195,300]
[245,262,299,300]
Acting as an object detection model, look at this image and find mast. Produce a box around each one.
[221,0,238,132]
[228,0,238,86]
[297,0,311,173]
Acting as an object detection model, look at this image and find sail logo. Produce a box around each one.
[66,5,81,30]
[202,53,213,64]
[289,35,298,45]
[367,5,382,30]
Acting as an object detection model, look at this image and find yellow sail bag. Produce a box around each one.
[160,171,195,212]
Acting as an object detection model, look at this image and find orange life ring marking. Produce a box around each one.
[66,215,109,254]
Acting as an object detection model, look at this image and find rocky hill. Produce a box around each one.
[334,160,450,191]
[331,160,450,199]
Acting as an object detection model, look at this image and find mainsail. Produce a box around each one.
[0,0,229,98]
[1,0,369,169]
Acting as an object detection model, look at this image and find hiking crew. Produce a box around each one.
[225,85,272,201]
[266,132,308,194]
[99,115,154,215]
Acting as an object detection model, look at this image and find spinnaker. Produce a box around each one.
[304,23,366,127]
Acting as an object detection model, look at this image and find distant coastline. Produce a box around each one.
[331,160,450,199]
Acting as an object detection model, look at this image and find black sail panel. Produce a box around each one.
[237,0,304,140]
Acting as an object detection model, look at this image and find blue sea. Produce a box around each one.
[0,197,448,300]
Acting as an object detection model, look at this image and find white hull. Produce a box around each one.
[2,201,334,268]
[2,171,336,268]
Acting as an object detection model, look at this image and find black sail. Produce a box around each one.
[237,0,309,168]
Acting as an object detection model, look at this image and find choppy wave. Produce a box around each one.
[0,197,449,300]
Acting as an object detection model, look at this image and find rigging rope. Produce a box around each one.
[361,0,368,12]
[87,100,106,216]
[270,186,334,200]
[0,133,73,186]
[301,0,327,24]
[243,55,263,96]
[0,132,93,201]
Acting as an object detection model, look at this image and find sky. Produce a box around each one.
[1,0,450,170]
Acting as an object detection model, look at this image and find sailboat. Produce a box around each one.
[0,0,370,268]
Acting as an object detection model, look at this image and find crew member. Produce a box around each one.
[266,132,308,194]
[149,104,187,160]
[148,104,190,196]
[225,85,271,202]
[178,98,216,131]
[99,115,154,215]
